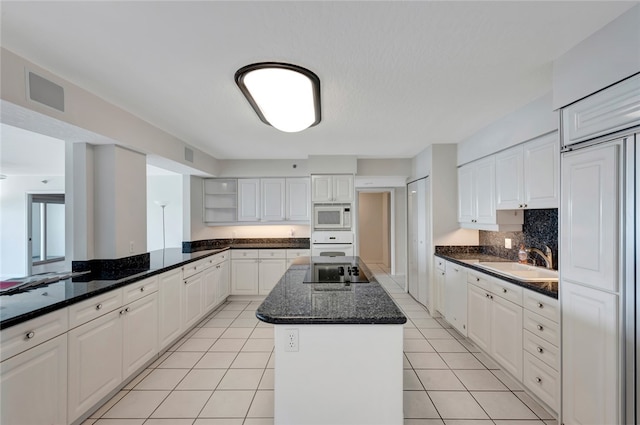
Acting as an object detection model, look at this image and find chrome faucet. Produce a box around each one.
[526,245,554,269]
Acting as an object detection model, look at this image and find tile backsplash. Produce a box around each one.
[479,209,558,269]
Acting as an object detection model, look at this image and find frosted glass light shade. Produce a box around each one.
[235,63,321,133]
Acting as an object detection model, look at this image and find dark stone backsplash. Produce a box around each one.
[183,238,310,253]
[72,252,151,280]
[478,208,558,269]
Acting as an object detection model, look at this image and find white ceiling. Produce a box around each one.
[0,1,636,160]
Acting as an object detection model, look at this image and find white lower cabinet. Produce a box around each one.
[0,333,68,425]
[490,295,523,380]
[231,249,288,296]
[183,272,204,329]
[467,275,523,380]
[122,292,158,377]
[68,308,123,423]
[444,261,467,336]
[158,268,183,350]
[231,257,260,295]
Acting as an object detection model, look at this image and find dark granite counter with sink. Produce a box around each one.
[256,256,407,325]
[183,237,310,252]
[435,247,558,299]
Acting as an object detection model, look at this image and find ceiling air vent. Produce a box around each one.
[27,71,65,112]
[184,147,194,163]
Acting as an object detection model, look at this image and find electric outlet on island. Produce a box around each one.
[505,238,512,249]
[284,328,299,352]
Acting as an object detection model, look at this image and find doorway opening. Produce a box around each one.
[28,193,66,274]
[356,190,393,274]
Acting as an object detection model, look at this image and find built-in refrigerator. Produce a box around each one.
[560,128,637,425]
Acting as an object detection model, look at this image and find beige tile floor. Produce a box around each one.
[83,264,557,425]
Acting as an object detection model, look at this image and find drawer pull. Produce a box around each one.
[125,307,130,313]
[476,277,480,282]
[535,377,542,383]
[140,287,145,292]
[25,331,35,339]
[537,302,544,309]
[96,303,103,310]
[120,309,126,315]
[537,324,544,331]
[502,288,507,294]
[537,346,544,354]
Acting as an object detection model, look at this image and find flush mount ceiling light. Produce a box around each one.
[235,62,321,133]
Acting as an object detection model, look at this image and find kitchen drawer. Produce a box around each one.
[0,309,68,361]
[523,352,559,412]
[491,278,523,306]
[182,257,212,279]
[523,290,558,323]
[259,249,286,259]
[286,249,310,259]
[435,257,445,272]
[524,329,559,371]
[212,251,229,264]
[232,249,259,259]
[524,309,559,346]
[123,276,158,305]
[467,269,492,292]
[68,289,123,329]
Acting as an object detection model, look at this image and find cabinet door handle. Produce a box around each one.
[140,286,145,292]
[524,204,528,208]
[535,377,542,383]
[489,294,494,300]
[537,302,544,309]
[120,309,126,315]
[537,324,544,331]
[485,293,490,298]
[125,307,130,313]
[502,288,507,293]
[96,303,103,310]
[476,277,480,282]
[25,331,35,339]
[537,346,544,354]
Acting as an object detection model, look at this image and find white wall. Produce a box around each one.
[553,5,640,110]
[456,93,558,165]
[94,145,147,258]
[1,48,219,176]
[308,155,357,174]
[147,174,184,250]
[46,203,65,257]
[357,159,412,177]
[0,176,64,278]
[217,160,309,177]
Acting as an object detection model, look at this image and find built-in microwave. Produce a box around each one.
[313,204,352,230]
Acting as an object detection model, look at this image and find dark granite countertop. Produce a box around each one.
[256,257,407,325]
[434,252,558,299]
[0,248,229,330]
[1,241,314,330]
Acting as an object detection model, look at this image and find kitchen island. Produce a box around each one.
[256,257,406,425]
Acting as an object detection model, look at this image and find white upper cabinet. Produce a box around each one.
[458,157,523,231]
[212,177,309,224]
[261,178,286,221]
[562,73,640,147]
[311,175,354,203]
[496,134,559,210]
[237,179,261,222]
[286,177,310,221]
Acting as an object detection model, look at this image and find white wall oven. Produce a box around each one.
[311,231,354,257]
[313,204,351,230]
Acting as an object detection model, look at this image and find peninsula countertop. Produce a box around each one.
[256,257,407,325]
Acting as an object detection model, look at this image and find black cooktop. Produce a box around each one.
[303,258,370,284]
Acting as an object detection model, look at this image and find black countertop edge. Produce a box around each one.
[434,253,558,299]
[255,314,407,325]
[0,248,228,330]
